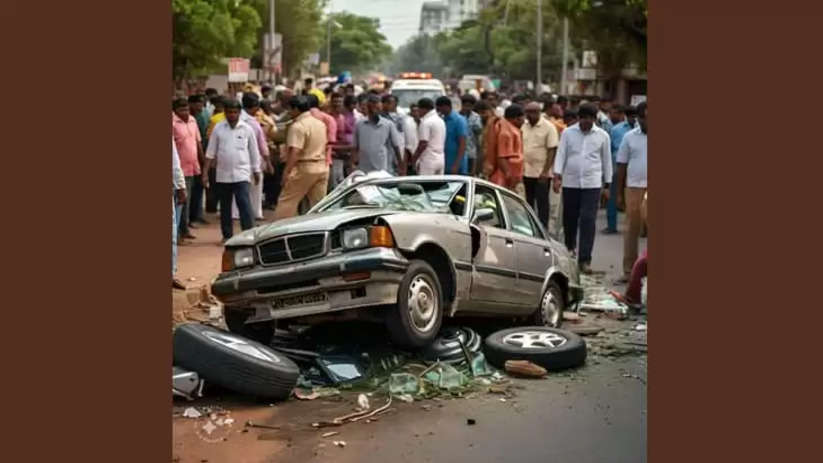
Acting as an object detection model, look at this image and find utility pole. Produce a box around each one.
[536,0,542,94]
[269,0,275,83]
[325,0,333,76]
[560,17,569,96]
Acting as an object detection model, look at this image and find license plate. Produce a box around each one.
[272,292,328,310]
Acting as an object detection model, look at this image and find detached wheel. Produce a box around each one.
[484,327,586,371]
[532,281,565,328]
[386,260,443,348]
[173,323,299,400]
[224,307,275,346]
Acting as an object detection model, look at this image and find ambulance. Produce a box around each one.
[390,72,446,115]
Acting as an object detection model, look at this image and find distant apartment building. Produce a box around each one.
[419,0,487,35]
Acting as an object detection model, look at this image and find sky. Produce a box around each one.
[329,0,425,50]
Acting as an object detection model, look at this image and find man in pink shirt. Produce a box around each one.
[172,97,203,242]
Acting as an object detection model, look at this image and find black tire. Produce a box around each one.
[386,260,443,348]
[532,281,565,328]
[224,307,275,346]
[173,323,299,400]
[484,326,586,371]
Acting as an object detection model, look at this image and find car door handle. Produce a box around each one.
[505,239,514,248]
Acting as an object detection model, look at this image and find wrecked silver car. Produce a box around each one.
[212,173,582,348]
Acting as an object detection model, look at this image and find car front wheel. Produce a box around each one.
[386,260,443,348]
[533,281,565,328]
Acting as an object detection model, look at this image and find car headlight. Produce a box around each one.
[222,247,255,271]
[341,226,395,250]
[342,228,369,250]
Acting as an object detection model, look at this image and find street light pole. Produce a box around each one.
[536,0,542,94]
[560,17,569,96]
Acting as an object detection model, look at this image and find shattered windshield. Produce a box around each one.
[323,181,466,215]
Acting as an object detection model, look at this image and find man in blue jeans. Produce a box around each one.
[603,105,633,234]
[172,139,187,289]
[552,104,612,274]
[201,100,261,242]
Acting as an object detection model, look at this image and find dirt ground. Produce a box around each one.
[172,209,647,463]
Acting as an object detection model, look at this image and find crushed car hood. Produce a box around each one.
[225,209,394,246]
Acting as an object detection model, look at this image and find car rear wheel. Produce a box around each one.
[532,281,565,328]
[386,260,443,348]
[224,308,275,346]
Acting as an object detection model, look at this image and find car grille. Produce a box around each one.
[258,233,327,265]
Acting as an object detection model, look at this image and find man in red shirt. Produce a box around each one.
[172,97,204,242]
[491,104,525,191]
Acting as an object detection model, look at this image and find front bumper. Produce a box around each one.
[213,247,409,321]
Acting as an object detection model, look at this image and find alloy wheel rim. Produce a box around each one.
[502,330,567,349]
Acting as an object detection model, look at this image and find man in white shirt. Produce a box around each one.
[552,103,612,274]
[410,98,446,175]
[202,99,261,242]
[616,101,648,280]
[172,139,187,290]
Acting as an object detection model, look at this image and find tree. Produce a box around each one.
[322,12,392,75]
[551,0,647,74]
[248,0,325,78]
[172,0,262,83]
[383,34,444,76]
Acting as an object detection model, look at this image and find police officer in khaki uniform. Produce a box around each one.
[273,95,329,220]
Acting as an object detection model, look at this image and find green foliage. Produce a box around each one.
[384,34,444,76]
[248,0,325,78]
[385,0,645,84]
[172,0,262,81]
[551,0,647,74]
[324,12,393,75]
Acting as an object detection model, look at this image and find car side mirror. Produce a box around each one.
[472,208,495,223]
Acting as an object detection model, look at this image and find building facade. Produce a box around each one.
[419,0,486,35]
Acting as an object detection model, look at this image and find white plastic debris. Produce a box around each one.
[357,393,370,410]
[322,431,339,438]
[182,407,202,418]
[397,394,414,403]
[634,323,647,331]
[333,440,347,448]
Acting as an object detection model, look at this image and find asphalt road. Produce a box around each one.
[173,208,647,463]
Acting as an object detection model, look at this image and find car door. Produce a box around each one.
[499,191,554,307]
[468,184,520,307]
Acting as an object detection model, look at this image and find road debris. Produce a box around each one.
[634,323,647,331]
[321,431,340,438]
[568,326,604,336]
[389,373,419,395]
[294,387,340,400]
[312,396,393,428]
[467,418,476,425]
[182,407,202,418]
[245,421,280,430]
[622,373,647,384]
[333,441,347,448]
[357,393,370,410]
[504,360,548,378]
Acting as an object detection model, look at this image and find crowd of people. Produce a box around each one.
[172,78,647,305]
